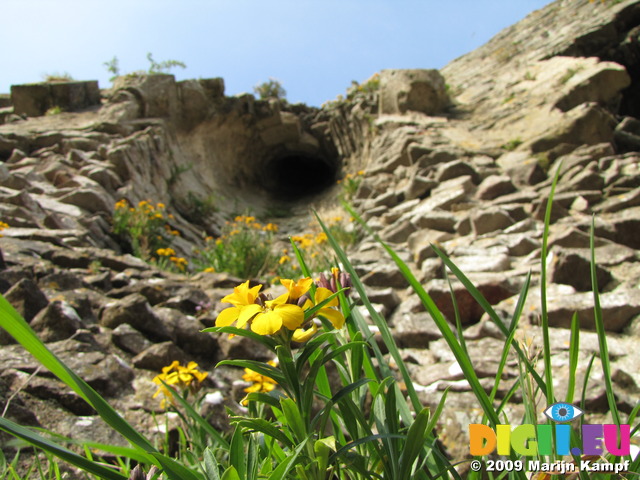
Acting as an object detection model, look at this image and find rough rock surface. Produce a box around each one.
[1,0,640,472]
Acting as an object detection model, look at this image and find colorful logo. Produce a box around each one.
[469,403,631,457]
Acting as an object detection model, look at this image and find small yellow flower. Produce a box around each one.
[153,361,208,407]
[292,322,319,343]
[170,256,188,270]
[114,199,128,210]
[280,277,313,303]
[156,203,165,209]
[204,267,216,273]
[279,255,291,265]
[263,223,278,232]
[156,247,176,257]
[138,200,150,208]
[315,232,328,244]
[0,221,7,238]
[153,213,163,219]
[241,360,278,404]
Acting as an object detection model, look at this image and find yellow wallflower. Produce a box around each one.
[315,232,328,244]
[215,280,305,336]
[153,361,208,407]
[279,255,291,265]
[156,247,176,257]
[241,360,278,404]
[114,199,128,210]
[170,256,188,270]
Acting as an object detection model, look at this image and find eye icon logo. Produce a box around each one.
[543,402,584,422]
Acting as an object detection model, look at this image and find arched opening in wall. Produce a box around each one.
[262,152,339,201]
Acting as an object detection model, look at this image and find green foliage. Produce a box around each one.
[146,52,186,75]
[501,138,523,151]
[337,170,364,199]
[103,53,186,81]
[558,66,584,86]
[346,73,380,101]
[42,72,74,83]
[193,215,278,278]
[254,78,287,100]
[112,199,188,272]
[103,56,120,82]
[185,192,220,219]
[44,106,63,116]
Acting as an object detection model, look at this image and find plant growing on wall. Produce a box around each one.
[254,78,287,100]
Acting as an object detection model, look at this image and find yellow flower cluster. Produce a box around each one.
[215,278,344,342]
[291,232,328,250]
[228,216,279,233]
[170,256,188,271]
[0,221,8,238]
[336,170,365,185]
[153,361,208,408]
[156,247,176,257]
[243,360,278,395]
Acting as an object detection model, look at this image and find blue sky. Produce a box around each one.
[2,1,551,106]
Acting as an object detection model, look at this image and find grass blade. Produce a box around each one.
[0,416,127,480]
[539,161,564,405]
[590,218,621,426]
[566,312,580,404]
[0,295,202,480]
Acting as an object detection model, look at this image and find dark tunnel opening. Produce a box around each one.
[262,153,339,201]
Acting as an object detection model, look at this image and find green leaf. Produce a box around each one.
[216,360,286,387]
[280,397,307,442]
[539,160,564,406]
[0,416,127,480]
[229,426,246,480]
[0,295,202,480]
[232,417,295,449]
[566,312,580,404]
[590,218,621,426]
[203,447,221,480]
[202,326,278,352]
[314,436,336,475]
[159,381,229,450]
[221,466,241,480]
[398,408,431,480]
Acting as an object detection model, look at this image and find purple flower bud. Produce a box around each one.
[317,273,331,290]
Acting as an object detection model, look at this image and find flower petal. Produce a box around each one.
[319,308,345,329]
[216,307,241,327]
[292,323,318,343]
[222,280,262,306]
[315,287,339,307]
[275,304,305,330]
[237,304,263,329]
[251,311,283,335]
